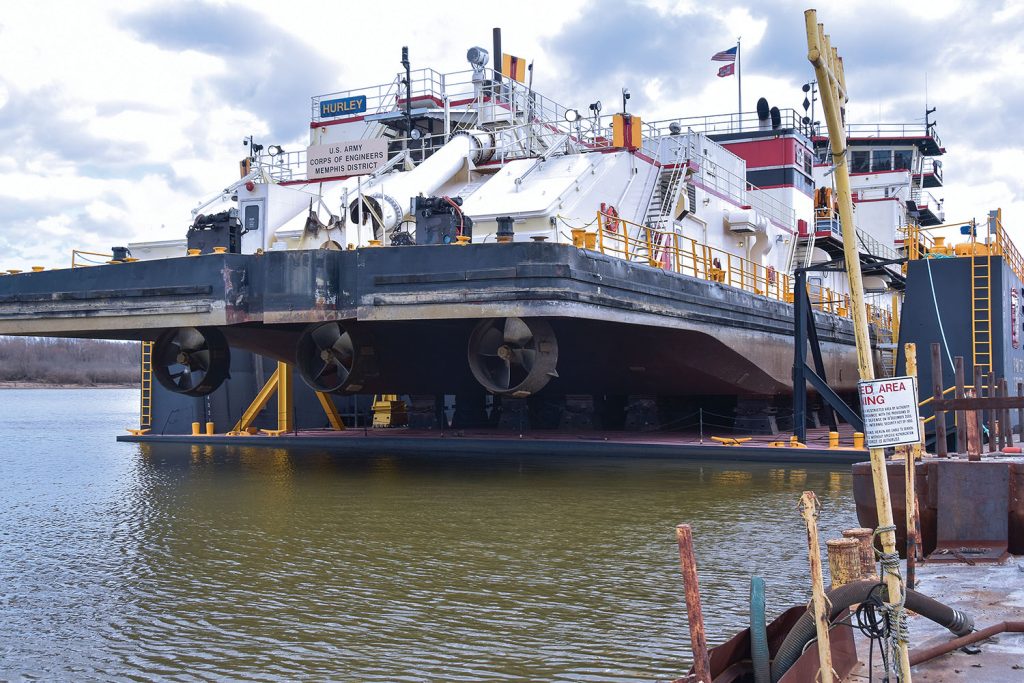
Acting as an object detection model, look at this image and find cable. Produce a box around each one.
[442,196,464,235]
[852,583,890,683]
[925,256,955,373]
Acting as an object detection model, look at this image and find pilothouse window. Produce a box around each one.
[893,150,913,171]
[871,150,892,172]
[851,151,870,173]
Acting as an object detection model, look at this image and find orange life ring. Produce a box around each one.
[600,202,620,233]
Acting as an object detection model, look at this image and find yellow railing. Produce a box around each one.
[71,249,114,268]
[903,209,1024,284]
[989,208,1024,283]
[899,222,934,262]
[594,211,893,331]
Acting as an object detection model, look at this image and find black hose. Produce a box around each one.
[770,579,974,682]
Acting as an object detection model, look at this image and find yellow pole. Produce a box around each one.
[805,10,912,680]
[799,491,834,683]
[277,361,293,432]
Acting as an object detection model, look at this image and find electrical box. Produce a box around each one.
[613,113,642,150]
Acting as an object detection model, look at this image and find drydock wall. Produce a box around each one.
[898,255,1024,427]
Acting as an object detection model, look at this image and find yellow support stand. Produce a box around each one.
[228,362,346,436]
[315,391,346,431]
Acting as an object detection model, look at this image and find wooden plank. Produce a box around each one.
[932,343,947,457]
[933,396,1024,411]
[955,356,966,454]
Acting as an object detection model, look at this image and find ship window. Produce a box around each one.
[893,150,913,171]
[871,150,892,172]
[851,151,870,173]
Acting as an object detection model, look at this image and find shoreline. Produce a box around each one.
[0,382,136,390]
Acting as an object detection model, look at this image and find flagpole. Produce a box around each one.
[737,38,742,128]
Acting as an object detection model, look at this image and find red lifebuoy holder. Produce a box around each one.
[600,203,620,233]
[767,265,777,285]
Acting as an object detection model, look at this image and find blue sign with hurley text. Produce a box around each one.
[319,95,367,119]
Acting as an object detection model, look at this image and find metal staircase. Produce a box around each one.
[971,253,992,373]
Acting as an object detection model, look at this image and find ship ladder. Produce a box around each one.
[138,341,154,433]
[971,254,992,374]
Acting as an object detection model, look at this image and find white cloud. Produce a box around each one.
[0,0,1021,268]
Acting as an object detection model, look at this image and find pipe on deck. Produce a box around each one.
[909,621,1024,667]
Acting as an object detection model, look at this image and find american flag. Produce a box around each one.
[711,46,737,62]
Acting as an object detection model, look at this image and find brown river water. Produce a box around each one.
[0,389,856,681]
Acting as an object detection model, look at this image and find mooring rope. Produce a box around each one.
[871,523,910,681]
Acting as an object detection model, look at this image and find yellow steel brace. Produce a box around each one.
[230,362,345,436]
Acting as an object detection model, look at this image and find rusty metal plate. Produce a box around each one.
[931,461,1009,562]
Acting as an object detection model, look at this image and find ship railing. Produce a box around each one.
[898,222,935,262]
[593,210,892,331]
[988,209,1024,284]
[646,109,805,137]
[854,228,900,261]
[845,122,941,149]
[71,249,115,268]
[919,157,943,184]
[693,156,797,232]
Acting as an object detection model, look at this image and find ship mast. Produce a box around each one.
[804,9,913,681]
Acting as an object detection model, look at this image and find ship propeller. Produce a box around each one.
[153,326,230,397]
[467,317,558,397]
[296,321,370,393]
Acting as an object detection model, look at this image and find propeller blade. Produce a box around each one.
[190,349,211,371]
[512,348,537,372]
[176,368,194,391]
[482,356,511,389]
[176,328,205,351]
[311,322,342,350]
[332,333,354,362]
[313,361,332,381]
[503,318,532,346]
[477,325,504,356]
[159,343,181,367]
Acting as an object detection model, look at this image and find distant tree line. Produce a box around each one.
[0,337,140,385]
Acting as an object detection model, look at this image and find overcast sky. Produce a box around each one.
[0,0,1020,270]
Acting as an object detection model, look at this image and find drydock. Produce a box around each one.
[2,10,1023,682]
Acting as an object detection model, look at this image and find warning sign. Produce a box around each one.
[858,376,922,448]
[306,139,388,180]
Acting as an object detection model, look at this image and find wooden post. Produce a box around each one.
[1001,378,1012,448]
[799,491,834,683]
[973,366,985,461]
[988,372,998,453]
[905,343,921,589]
[931,343,947,457]
[675,524,712,683]
[966,388,981,460]
[954,356,966,454]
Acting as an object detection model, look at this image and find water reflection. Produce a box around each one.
[107,443,855,682]
[0,390,860,683]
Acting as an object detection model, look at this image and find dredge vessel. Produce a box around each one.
[0,33,941,433]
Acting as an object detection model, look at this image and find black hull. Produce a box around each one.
[0,243,874,397]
